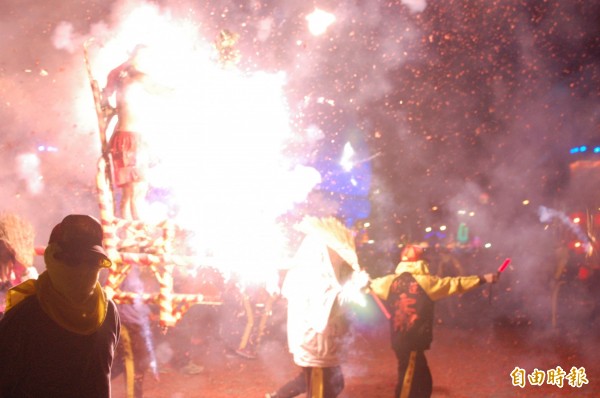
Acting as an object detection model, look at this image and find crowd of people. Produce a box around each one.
[1,41,596,398]
[0,210,510,398]
[3,203,599,398]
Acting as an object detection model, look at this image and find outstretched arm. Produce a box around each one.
[416,272,498,301]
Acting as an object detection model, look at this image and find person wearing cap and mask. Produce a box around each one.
[266,216,368,398]
[369,244,499,398]
[0,214,121,397]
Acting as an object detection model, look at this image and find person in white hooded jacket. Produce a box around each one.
[268,216,367,398]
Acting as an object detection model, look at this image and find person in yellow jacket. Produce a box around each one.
[369,244,499,398]
[0,214,120,397]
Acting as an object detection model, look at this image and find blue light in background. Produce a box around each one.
[314,127,373,226]
[569,145,600,155]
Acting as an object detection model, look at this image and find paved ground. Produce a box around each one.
[111,295,600,398]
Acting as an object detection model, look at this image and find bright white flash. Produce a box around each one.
[86,4,321,285]
[402,0,428,14]
[16,153,44,195]
[339,270,370,307]
[340,142,355,171]
[306,8,336,36]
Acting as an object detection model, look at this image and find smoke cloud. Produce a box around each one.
[1,0,599,341]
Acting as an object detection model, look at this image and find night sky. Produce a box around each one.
[1,0,599,323]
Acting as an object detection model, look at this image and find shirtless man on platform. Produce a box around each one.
[103,45,154,220]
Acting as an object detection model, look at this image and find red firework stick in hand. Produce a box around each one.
[497,258,511,273]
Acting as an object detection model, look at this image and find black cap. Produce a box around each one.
[48,214,111,268]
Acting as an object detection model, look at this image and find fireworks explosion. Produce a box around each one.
[1,0,600,340]
[2,1,600,397]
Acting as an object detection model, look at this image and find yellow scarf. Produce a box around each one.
[6,245,108,335]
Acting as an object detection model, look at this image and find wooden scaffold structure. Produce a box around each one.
[85,39,221,330]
